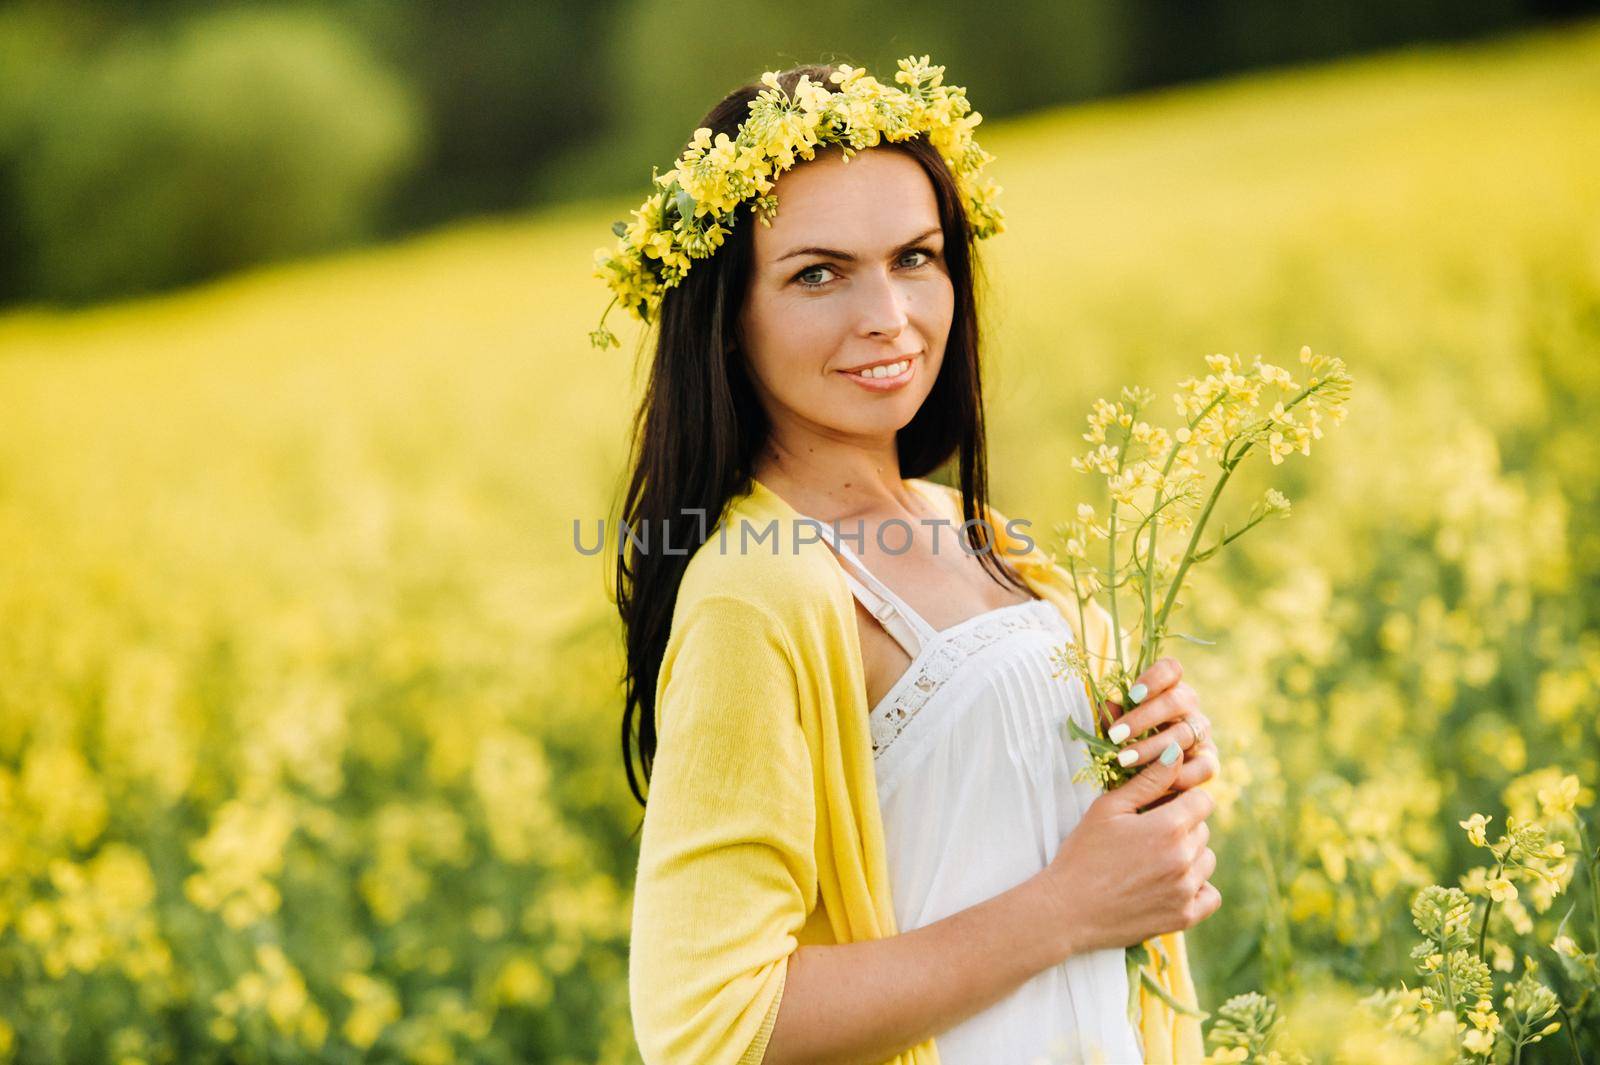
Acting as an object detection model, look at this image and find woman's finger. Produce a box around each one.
[1194,880,1223,922]
[1112,714,1207,770]
[1171,744,1220,791]
[1121,656,1182,708]
[1180,710,1212,750]
[1107,682,1201,745]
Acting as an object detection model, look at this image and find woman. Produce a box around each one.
[610,59,1222,1065]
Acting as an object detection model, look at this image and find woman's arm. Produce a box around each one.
[762,869,1080,1065]
[630,593,819,1065]
[762,741,1215,1065]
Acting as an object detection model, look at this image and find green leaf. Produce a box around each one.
[674,188,697,222]
[1065,716,1117,753]
[1170,631,1217,646]
[611,221,628,238]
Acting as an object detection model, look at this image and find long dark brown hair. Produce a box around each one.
[613,62,1029,814]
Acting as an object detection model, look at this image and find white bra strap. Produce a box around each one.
[837,568,926,659]
[797,516,938,656]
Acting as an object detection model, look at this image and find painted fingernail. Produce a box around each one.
[1108,722,1131,744]
[1128,683,1148,705]
[1159,741,1181,765]
[1117,748,1140,767]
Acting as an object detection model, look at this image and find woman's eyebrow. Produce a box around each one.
[773,225,943,263]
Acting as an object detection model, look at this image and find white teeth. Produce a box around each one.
[851,359,910,379]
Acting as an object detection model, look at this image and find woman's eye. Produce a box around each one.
[795,264,835,288]
[793,246,934,286]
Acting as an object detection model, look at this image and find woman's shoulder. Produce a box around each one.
[672,481,846,637]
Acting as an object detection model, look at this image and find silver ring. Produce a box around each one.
[1182,714,1206,747]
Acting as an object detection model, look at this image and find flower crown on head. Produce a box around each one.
[588,55,1004,350]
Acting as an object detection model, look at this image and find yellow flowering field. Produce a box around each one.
[1,19,1597,1065]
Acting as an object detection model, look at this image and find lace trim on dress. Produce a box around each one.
[869,601,1062,758]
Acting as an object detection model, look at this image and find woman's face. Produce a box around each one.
[737,146,954,441]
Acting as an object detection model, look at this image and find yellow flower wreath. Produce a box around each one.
[589,55,1005,349]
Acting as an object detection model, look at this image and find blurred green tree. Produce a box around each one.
[2,6,421,303]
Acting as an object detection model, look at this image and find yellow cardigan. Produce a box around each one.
[629,477,1205,1064]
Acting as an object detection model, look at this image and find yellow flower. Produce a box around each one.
[340,972,401,1050]
[493,954,552,1008]
[1267,430,1294,465]
[1202,1049,1249,1064]
[1536,773,1580,817]
[1487,877,1517,903]
[1460,813,1492,848]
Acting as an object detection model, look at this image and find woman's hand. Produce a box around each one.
[1098,656,1219,796]
[1040,745,1221,957]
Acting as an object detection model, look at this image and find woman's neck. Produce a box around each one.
[752,436,919,523]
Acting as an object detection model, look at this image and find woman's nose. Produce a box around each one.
[856,268,911,339]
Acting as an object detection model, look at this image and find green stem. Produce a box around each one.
[1149,372,1342,636]
[1154,456,1242,636]
[1190,510,1273,565]
[1138,967,1209,1019]
[1557,1002,1587,1065]
[1065,557,1103,717]
[1139,392,1227,665]
[1142,490,1159,676]
[1578,816,1600,951]
[1476,855,1507,962]
[1106,438,1131,680]
[1124,492,1188,546]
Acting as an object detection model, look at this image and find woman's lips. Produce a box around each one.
[839,356,917,392]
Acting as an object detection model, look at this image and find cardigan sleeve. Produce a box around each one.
[629,592,817,1065]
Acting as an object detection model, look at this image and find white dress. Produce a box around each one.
[797,513,1145,1065]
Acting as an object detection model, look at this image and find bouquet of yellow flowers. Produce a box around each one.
[1050,345,1354,789]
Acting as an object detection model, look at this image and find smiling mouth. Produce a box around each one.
[842,357,913,379]
[838,355,919,392]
